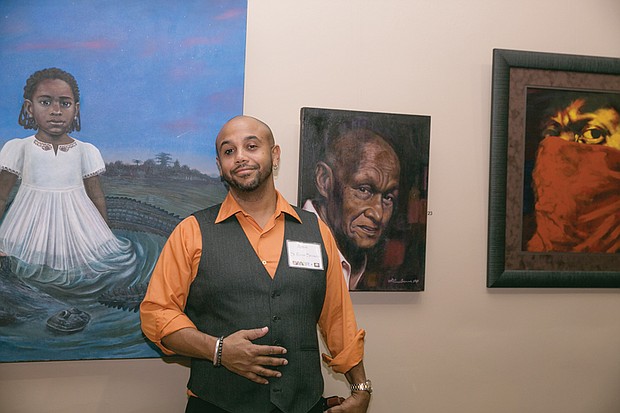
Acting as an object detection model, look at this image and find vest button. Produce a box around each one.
[272,315,281,322]
[271,291,280,298]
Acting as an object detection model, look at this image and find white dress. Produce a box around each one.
[0,135,137,296]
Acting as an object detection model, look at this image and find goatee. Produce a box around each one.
[222,165,273,192]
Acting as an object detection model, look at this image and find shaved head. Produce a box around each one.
[215,115,274,156]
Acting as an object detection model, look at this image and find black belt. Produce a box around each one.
[185,395,324,413]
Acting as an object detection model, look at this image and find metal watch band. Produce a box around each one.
[350,379,372,394]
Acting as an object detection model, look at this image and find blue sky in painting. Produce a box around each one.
[0,0,247,175]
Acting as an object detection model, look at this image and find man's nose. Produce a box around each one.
[364,194,384,222]
[234,149,248,163]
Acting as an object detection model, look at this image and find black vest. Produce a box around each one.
[186,204,328,413]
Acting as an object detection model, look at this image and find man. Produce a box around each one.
[140,116,371,413]
[303,128,400,290]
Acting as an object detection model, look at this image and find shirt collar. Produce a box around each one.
[215,190,302,224]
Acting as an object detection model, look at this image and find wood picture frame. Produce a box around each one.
[487,49,620,288]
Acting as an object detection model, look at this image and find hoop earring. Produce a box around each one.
[18,105,37,130]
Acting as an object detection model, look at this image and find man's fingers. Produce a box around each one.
[243,371,269,385]
[234,365,282,384]
[257,344,287,356]
[256,366,282,378]
[243,326,269,341]
[256,355,288,366]
[235,328,288,355]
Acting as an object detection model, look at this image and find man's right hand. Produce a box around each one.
[221,326,288,384]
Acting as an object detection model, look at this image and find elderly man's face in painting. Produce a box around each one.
[542,97,620,149]
[317,130,400,252]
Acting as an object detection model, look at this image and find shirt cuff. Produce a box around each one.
[155,314,197,355]
[322,328,365,374]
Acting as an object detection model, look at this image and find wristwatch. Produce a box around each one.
[350,379,372,394]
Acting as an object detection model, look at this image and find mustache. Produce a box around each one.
[232,163,258,173]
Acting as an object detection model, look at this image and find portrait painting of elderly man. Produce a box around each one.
[298,107,431,291]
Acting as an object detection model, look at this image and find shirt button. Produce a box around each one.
[262,260,267,265]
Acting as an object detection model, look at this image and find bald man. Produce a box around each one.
[141,116,371,413]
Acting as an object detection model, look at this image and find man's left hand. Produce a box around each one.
[325,390,370,413]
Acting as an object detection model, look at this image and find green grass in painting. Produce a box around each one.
[101,176,227,218]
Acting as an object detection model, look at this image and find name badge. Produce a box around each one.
[286,240,324,270]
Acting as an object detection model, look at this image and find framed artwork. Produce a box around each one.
[487,49,620,288]
[299,107,431,291]
[0,1,247,362]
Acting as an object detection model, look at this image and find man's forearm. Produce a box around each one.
[161,327,217,360]
[345,361,368,387]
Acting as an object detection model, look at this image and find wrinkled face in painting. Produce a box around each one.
[317,130,400,252]
[542,98,620,150]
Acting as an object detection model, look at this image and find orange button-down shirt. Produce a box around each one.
[140,191,365,374]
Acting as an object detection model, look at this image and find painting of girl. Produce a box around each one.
[0,68,137,296]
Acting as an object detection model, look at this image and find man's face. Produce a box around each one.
[326,139,400,251]
[216,117,279,192]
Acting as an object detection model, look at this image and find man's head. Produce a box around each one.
[215,115,280,193]
[314,128,400,255]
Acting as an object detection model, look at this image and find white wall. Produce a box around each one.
[2,1,620,412]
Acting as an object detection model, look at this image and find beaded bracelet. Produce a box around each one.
[213,336,224,367]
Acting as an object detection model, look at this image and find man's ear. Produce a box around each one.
[314,161,334,198]
[215,157,222,174]
[272,144,281,167]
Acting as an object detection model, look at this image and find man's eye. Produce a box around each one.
[383,194,395,205]
[61,101,72,108]
[354,186,373,200]
[39,100,51,106]
[582,128,606,140]
[247,144,257,150]
[543,127,560,137]
[542,121,561,137]
[580,127,607,144]
[223,149,234,155]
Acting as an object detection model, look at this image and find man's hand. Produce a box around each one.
[221,326,288,384]
[326,391,370,412]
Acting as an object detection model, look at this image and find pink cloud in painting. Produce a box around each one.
[161,118,200,137]
[15,39,117,51]
[215,8,245,20]
[208,88,243,110]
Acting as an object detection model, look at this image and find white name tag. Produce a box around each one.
[286,240,324,270]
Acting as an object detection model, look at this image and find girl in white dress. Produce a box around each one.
[0,68,136,296]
